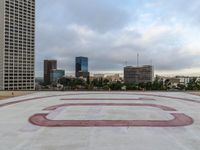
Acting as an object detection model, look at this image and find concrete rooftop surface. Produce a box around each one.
[0,92,200,150]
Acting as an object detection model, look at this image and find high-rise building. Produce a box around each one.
[0,0,35,90]
[124,65,154,84]
[50,69,65,83]
[44,60,57,85]
[75,57,89,78]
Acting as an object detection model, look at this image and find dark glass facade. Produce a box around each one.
[44,60,57,85]
[75,57,89,78]
[50,69,65,82]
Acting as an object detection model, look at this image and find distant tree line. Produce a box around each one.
[52,76,200,91]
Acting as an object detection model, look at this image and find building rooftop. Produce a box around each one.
[0,91,200,150]
[125,65,153,68]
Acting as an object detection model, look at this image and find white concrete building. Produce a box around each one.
[0,0,35,90]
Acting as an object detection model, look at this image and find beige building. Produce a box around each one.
[124,65,154,83]
[90,74,104,81]
[105,74,122,82]
[0,0,35,90]
[93,74,105,78]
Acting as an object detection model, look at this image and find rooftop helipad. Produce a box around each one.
[0,92,200,150]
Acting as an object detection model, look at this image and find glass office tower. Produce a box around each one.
[75,57,89,78]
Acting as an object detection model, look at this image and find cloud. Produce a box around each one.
[149,0,200,25]
[37,0,132,32]
[35,0,200,76]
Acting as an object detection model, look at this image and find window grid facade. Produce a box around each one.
[0,0,35,90]
[124,65,154,84]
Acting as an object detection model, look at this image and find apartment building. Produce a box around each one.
[0,0,35,90]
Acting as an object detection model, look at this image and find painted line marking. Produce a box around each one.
[44,103,177,111]
[1,92,200,109]
[29,113,193,127]
[29,103,193,127]
[60,98,155,101]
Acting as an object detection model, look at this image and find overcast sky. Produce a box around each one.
[35,0,200,77]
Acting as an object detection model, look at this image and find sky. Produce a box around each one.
[36,0,200,77]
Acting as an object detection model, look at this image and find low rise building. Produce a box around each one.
[176,76,193,86]
[93,74,105,79]
[50,69,65,83]
[105,74,122,82]
[90,74,105,81]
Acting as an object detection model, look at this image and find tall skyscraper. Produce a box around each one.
[0,0,35,90]
[75,57,89,78]
[44,60,57,85]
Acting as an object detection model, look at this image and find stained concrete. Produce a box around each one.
[0,92,200,150]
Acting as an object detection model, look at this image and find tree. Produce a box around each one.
[145,82,152,90]
[187,78,197,90]
[109,82,123,90]
[164,79,171,90]
[103,79,110,85]
[177,84,186,90]
[152,77,163,90]
[103,85,110,90]
[58,77,71,86]
[125,82,138,90]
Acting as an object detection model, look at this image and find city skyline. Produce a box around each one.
[35,0,200,77]
[38,56,200,78]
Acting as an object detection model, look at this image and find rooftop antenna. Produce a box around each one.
[150,59,153,66]
[125,60,128,67]
[137,53,139,67]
